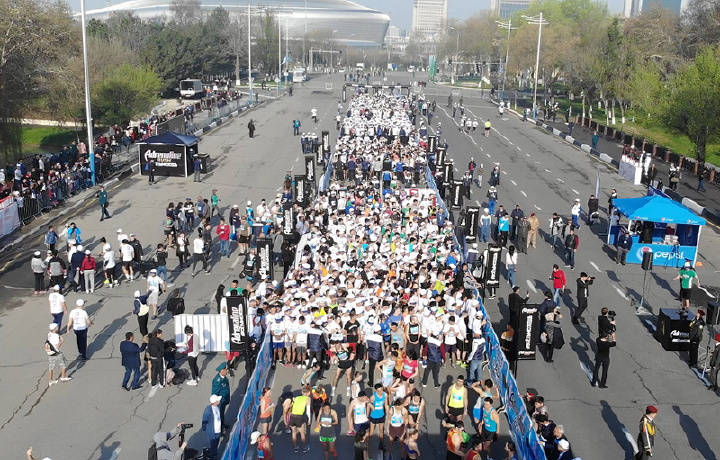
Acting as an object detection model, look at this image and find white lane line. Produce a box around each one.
[501,170,507,175]
[231,255,243,269]
[510,180,517,186]
[614,286,628,300]
[517,146,522,151]
[579,361,594,382]
[572,189,580,195]
[475,200,482,206]
[521,191,527,197]
[508,141,515,145]
[455,167,459,172]
[295,157,300,162]
[557,178,564,183]
[526,279,537,293]
[486,153,491,158]
[526,153,531,157]
[479,147,484,152]
[533,204,542,210]
[621,427,640,455]
[544,169,551,173]
[589,261,601,272]
[535,161,540,164]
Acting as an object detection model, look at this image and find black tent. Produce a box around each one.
[138,131,200,178]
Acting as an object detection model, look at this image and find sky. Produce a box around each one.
[70,0,625,30]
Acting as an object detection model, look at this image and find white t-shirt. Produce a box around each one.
[49,292,65,314]
[443,323,459,345]
[120,243,134,262]
[147,276,160,293]
[295,323,309,345]
[69,308,90,331]
[193,238,205,254]
[47,331,61,355]
[103,251,116,269]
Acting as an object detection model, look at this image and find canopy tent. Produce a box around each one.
[138,131,200,178]
[608,195,705,267]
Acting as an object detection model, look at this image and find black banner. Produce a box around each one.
[305,155,316,184]
[257,237,273,281]
[428,135,437,153]
[139,143,189,177]
[443,162,454,183]
[485,244,503,287]
[450,180,463,209]
[294,175,306,206]
[282,202,294,237]
[466,206,480,238]
[516,304,539,360]
[436,148,446,169]
[226,295,249,352]
[322,130,330,155]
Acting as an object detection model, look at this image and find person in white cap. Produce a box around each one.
[48,285,68,329]
[31,250,48,294]
[250,430,274,460]
[46,322,71,386]
[81,249,97,293]
[146,268,165,319]
[102,243,118,287]
[67,299,93,360]
[571,198,583,229]
[202,395,224,458]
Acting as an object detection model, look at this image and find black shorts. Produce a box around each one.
[259,416,272,424]
[123,261,133,269]
[445,344,457,354]
[447,406,464,418]
[238,235,249,243]
[370,415,386,425]
[339,361,354,370]
[680,287,692,300]
[481,427,498,443]
[290,414,307,428]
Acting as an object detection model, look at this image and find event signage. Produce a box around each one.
[294,175,306,206]
[485,245,503,287]
[225,295,248,352]
[466,206,480,239]
[428,135,437,153]
[257,238,273,281]
[628,244,694,268]
[305,155,316,183]
[322,130,330,156]
[450,180,463,209]
[516,305,539,360]
[443,162,453,184]
[436,148,446,171]
[282,203,294,237]
[139,144,187,177]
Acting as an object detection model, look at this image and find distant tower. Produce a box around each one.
[412,0,448,36]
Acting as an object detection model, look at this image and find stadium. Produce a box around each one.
[83,0,390,46]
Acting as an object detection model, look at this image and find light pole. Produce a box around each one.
[330,29,338,73]
[449,27,460,85]
[303,0,307,69]
[496,19,516,102]
[79,0,95,184]
[523,13,548,119]
[247,3,253,104]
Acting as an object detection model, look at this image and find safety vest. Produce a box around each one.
[291,395,309,415]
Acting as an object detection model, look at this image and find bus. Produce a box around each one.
[179,79,203,98]
[292,69,306,83]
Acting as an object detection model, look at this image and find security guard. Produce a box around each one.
[688,310,706,367]
[212,362,231,427]
[708,333,720,391]
[635,406,657,459]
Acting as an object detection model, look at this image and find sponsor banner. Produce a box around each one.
[466,206,480,238]
[282,202,295,237]
[443,162,453,184]
[516,305,539,360]
[628,243,696,268]
[450,180,463,209]
[436,148,446,170]
[485,244,503,287]
[0,201,20,239]
[294,175,306,206]
[428,135,437,153]
[225,296,249,352]
[139,143,188,177]
[257,237,273,281]
[322,130,330,155]
[305,155,316,183]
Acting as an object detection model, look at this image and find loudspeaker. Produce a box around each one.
[641,251,653,271]
[707,302,720,325]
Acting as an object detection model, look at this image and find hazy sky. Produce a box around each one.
[71,0,625,30]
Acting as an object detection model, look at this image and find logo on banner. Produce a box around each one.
[306,157,315,181]
[451,181,463,208]
[257,239,272,280]
[466,207,480,238]
[486,245,502,287]
[226,296,248,352]
[295,176,305,204]
[143,149,183,167]
[428,136,437,153]
[322,131,330,153]
[282,205,294,236]
[635,246,685,262]
[516,305,539,360]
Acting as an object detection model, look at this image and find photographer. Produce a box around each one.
[152,422,189,460]
[598,308,616,338]
[572,273,594,324]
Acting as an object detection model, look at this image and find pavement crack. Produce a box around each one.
[20,372,49,419]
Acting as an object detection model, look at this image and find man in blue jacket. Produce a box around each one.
[616,228,633,266]
[120,332,147,390]
[202,395,224,458]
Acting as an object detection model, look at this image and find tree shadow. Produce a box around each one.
[673,405,718,460]
[651,272,675,298]
[599,400,638,460]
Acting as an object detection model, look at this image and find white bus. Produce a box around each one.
[292,69,306,83]
[179,79,203,98]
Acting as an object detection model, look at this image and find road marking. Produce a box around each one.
[535,161,540,164]
[614,286,628,300]
[510,180,517,186]
[589,261,601,272]
[146,385,159,400]
[533,204,542,210]
[508,141,515,145]
[526,279,537,293]
[475,201,481,206]
[455,167,459,172]
[557,178,564,183]
[621,426,640,455]
[572,189,580,195]
[579,361,594,382]
[526,153,531,157]
[295,157,299,162]
[521,191,527,197]
[501,170,507,175]
[517,146,522,151]
[692,367,711,386]
[231,255,243,269]
[544,169,551,173]
[642,319,656,332]
[486,154,491,158]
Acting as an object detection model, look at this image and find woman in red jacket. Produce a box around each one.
[80,249,97,293]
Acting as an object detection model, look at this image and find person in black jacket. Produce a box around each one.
[148,329,166,387]
[508,286,530,329]
[591,333,616,388]
[598,308,616,338]
[572,273,594,324]
[129,234,145,277]
[120,332,148,390]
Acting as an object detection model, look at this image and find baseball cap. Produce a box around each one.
[53,285,60,291]
[85,249,91,255]
[34,251,41,256]
[134,290,141,297]
[250,431,262,444]
[210,394,222,404]
[49,323,58,330]
[558,440,570,450]
[76,299,85,306]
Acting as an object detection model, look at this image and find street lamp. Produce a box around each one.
[449,27,460,85]
[496,19,516,102]
[79,0,95,184]
[522,13,548,119]
[330,29,338,73]
[247,4,253,104]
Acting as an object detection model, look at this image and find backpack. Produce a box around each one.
[148,445,158,460]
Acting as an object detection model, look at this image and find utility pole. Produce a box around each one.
[523,13,548,119]
[496,19,516,102]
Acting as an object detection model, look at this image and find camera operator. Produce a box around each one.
[598,308,616,338]
[152,422,190,460]
[572,273,594,324]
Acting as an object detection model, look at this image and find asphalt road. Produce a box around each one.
[0,72,718,460]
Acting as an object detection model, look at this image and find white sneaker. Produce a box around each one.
[331,387,336,397]
[346,387,351,397]
[166,282,174,287]
[60,377,73,382]
[186,380,198,386]
[90,289,94,293]
[49,380,59,386]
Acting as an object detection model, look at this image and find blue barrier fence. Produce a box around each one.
[424,165,546,460]
[221,331,272,460]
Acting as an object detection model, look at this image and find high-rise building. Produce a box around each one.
[412,0,448,36]
[490,0,532,18]
[624,0,691,16]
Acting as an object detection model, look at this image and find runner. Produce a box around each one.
[315,402,339,460]
[289,386,312,453]
[445,375,468,423]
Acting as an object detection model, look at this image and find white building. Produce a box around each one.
[489,0,532,18]
[412,0,448,36]
[624,0,691,16]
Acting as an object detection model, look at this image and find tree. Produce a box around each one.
[142,22,203,96]
[93,64,162,126]
[170,0,203,26]
[253,10,280,75]
[663,45,720,166]
[226,11,248,84]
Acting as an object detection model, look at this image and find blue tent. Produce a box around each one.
[612,196,706,225]
[138,131,201,178]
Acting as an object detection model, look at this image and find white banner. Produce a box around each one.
[0,201,20,239]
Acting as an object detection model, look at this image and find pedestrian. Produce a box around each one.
[498,212,510,246]
[179,325,200,385]
[148,329,166,387]
[248,119,256,138]
[293,119,301,135]
[47,250,67,289]
[608,189,618,216]
[563,228,579,270]
[673,261,699,314]
[67,299,93,361]
[155,244,169,284]
[120,331,147,390]
[484,120,491,137]
[572,272,594,324]
[493,204,507,241]
[193,155,203,182]
[315,401,339,460]
[489,166,500,187]
[98,185,111,221]
[67,244,86,294]
[45,225,59,252]
[202,395,224,458]
[587,194,599,225]
[148,158,156,184]
[46,323,72,386]
[550,264,566,307]
[102,243,118,287]
[548,213,563,248]
[615,228,633,265]
[517,216,530,253]
[146,268,165,318]
[571,198,583,229]
[542,306,564,363]
[707,333,720,391]
[216,218,231,258]
[31,251,47,294]
[211,189,222,218]
[48,284,68,328]
[567,120,574,136]
[129,234,145,277]
[508,287,530,329]
[80,249,96,293]
[697,166,707,192]
[212,362,231,427]
[120,238,135,281]
[635,406,658,460]
[133,290,150,337]
[528,213,540,249]
[421,326,443,388]
[591,131,599,150]
[480,208,492,243]
[176,231,189,270]
[591,332,616,388]
[688,310,706,367]
[445,375,468,424]
[251,430,275,460]
[510,205,524,241]
[191,228,209,276]
[506,245,518,287]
